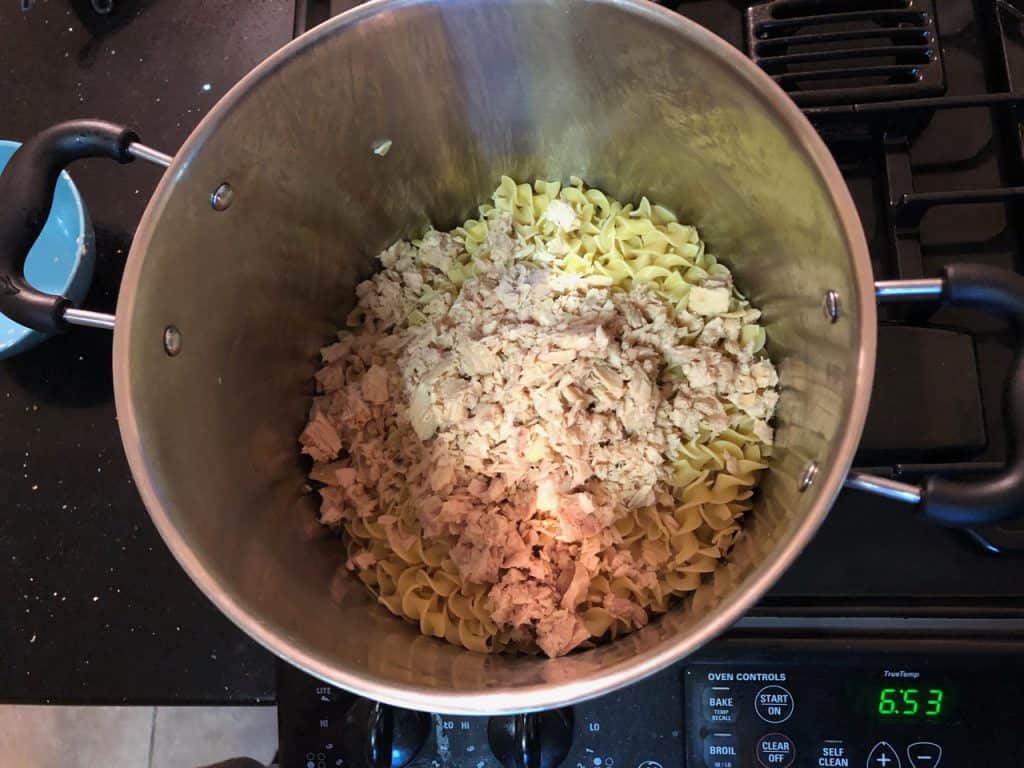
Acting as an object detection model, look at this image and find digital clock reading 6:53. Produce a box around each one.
[848,680,955,723]
[877,687,944,718]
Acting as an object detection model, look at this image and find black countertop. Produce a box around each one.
[0,0,292,704]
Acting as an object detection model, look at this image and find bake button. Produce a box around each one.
[703,731,739,768]
[756,733,795,768]
[702,685,738,723]
[755,685,795,723]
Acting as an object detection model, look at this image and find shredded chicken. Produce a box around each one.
[301,185,778,657]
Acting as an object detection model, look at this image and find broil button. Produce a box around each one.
[756,733,795,768]
[703,732,739,768]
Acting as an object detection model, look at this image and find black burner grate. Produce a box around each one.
[746,0,945,106]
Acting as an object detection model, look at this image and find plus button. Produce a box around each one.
[867,742,901,768]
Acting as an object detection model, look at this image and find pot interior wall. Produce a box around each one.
[115,0,871,710]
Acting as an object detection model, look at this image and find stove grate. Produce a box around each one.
[746,0,945,106]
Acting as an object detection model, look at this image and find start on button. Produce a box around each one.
[756,733,795,768]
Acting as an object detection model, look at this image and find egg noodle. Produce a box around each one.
[300,177,779,656]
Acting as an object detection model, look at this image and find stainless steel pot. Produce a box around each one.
[4,0,1024,715]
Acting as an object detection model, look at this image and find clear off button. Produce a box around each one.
[703,732,739,768]
[702,685,738,723]
[757,733,795,768]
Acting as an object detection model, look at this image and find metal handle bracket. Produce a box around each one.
[850,266,1024,527]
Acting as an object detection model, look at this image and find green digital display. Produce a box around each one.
[877,687,944,718]
[846,676,956,724]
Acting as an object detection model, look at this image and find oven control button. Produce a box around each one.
[906,742,942,768]
[867,741,901,768]
[816,740,850,767]
[756,733,795,768]
[754,685,794,723]
[702,686,738,723]
[703,731,739,768]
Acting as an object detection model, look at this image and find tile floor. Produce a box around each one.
[0,705,278,767]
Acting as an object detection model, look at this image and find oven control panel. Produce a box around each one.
[278,644,1024,768]
[684,656,1024,767]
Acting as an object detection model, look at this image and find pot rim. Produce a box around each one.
[113,0,877,714]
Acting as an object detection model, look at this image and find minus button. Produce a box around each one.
[907,742,943,768]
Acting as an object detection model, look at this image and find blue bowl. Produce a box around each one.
[0,139,94,359]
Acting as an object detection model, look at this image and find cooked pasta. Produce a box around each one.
[300,177,779,656]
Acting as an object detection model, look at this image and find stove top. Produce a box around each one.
[694,0,1024,604]
[277,6,1024,761]
[4,0,1024,709]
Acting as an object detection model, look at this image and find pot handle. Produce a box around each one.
[0,119,172,334]
[847,263,1024,527]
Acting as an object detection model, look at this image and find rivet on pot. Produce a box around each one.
[823,290,841,323]
[210,182,233,211]
[799,462,818,492]
[163,325,182,357]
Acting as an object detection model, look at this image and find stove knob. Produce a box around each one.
[487,710,574,768]
[339,699,430,768]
